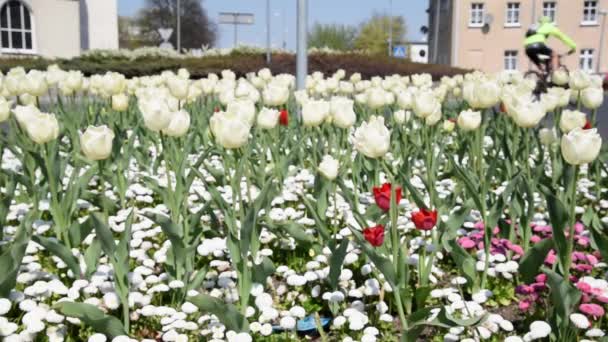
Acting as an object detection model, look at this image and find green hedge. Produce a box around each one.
[0,53,468,80]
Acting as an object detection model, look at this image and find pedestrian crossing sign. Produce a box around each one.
[393,45,407,58]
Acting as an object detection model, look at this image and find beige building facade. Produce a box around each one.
[428,0,608,73]
[0,0,118,58]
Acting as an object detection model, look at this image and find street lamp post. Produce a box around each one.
[597,10,607,74]
[388,0,393,56]
[296,0,308,91]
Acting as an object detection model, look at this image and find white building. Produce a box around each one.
[0,0,118,58]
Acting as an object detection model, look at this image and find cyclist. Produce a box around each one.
[524,16,576,73]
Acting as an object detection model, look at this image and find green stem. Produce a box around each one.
[564,165,579,282]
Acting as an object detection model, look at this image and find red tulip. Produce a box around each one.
[363,225,385,247]
[372,183,402,212]
[583,120,592,130]
[279,109,289,126]
[411,208,438,231]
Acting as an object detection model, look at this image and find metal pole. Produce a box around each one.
[597,11,607,74]
[176,0,181,52]
[433,0,440,63]
[266,0,271,64]
[296,0,308,91]
[388,0,393,56]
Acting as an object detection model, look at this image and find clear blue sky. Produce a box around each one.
[118,0,429,50]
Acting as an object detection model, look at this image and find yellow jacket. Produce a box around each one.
[524,21,577,50]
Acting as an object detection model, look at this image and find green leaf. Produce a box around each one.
[91,212,116,256]
[84,239,102,278]
[252,256,275,284]
[54,302,126,338]
[0,217,31,297]
[240,179,275,259]
[543,268,581,328]
[189,294,249,332]
[276,222,314,244]
[32,236,81,278]
[519,238,554,284]
[543,192,569,273]
[328,239,349,290]
[68,218,94,247]
[187,266,209,292]
[400,177,427,210]
[446,240,477,288]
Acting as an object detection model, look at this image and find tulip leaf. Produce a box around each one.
[54,302,126,338]
[252,256,275,284]
[90,212,116,256]
[328,239,349,290]
[0,217,31,297]
[543,267,581,328]
[540,190,569,273]
[32,236,81,278]
[446,239,477,289]
[189,294,249,332]
[276,222,314,245]
[68,217,94,247]
[519,238,554,284]
[400,177,427,210]
[187,266,209,292]
[84,239,102,278]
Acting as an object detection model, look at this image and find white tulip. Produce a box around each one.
[262,83,290,106]
[256,107,280,129]
[162,109,191,137]
[318,155,339,180]
[210,111,251,149]
[540,92,559,112]
[139,97,173,132]
[12,104,40,129]
[538,128,558,146]
[425,104,442,125]
[0,97,12,122]
[561,128,602,165]
[366,88,387,109]
[412,90,441,119]
[24,112,59,144]
[353,115,391,158]
[510,100,545,128]
[547,87,571,108]
[24,70,48,97]
[80,125,115,160]
[581,87,604,109]
[552,69,569,86]
[397,90,413,110]
[19,93,36,106]
[463,79,501,109]
[227,99,256,126]
[559,109,587,133]
[457,109,482,131]
[166,76,190,100]
[112,93,129,112]
[443,120,455,132]
[569,70,591,90]
[302,99,330,127]
[393,109,410,124]
[330,96,356,129]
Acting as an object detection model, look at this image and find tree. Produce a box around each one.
[308,23,357,51]
[137,0,217,50]
[354,13,407,55]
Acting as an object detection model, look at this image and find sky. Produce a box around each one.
[118,0,429,50]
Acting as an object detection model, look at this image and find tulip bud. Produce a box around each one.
[413,90,441,119]
[329,96,356,129]
[209,111,251,149]
[394,109,410,124]
[318,155,339,180]
[0,97,11,122]
[138,96,172,132]
[581,87,603,109]
[569,70,591,90]
[510,100,546,128]
[162,109,191,137]
[539,128,557,146]
[560,128,602,165]
[560,109,587,133]
[457,109,482,131]
[112,93,129,112]
[80,125,115,160]
[166,76,190,100]
[302,99,330,127]
[442,120,455,132]
[552,69,569,86]
[24,111,60,144]
[256,107,280,129]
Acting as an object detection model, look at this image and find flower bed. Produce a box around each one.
[0,65,607,342]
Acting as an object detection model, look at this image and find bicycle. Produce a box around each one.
[524,52,570,95]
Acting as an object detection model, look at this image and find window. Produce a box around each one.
[0,1,34,52]
[543,1,557,22]
[583,0,598,24]
[504,50,518,70]
[579,49,594,71]
[469,3,484,27]
[506,3,521,26]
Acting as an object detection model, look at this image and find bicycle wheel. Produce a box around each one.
[524,70,548,95]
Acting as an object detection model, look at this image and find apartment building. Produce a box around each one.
[428,0,607,73]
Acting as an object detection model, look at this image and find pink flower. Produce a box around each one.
[574,222,584,233]
[597,296,608,304]
[580,303,605,320]
[519,300,531,311]
[535,274,547,283]
[574,264,593,272]
[508,244,524,255]
[586,254,599,265]
[577,282,592,293]
[577,237,590,247]
[458,237,476,249]
[545,252,557,265]
[530,235,542,243]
